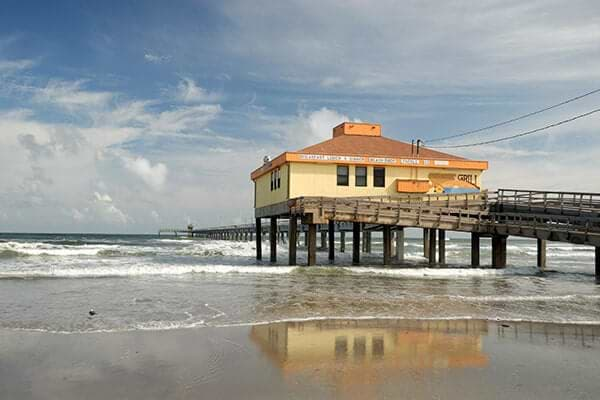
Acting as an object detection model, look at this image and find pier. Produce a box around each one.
[179,189,600,278]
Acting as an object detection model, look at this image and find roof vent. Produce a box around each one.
[333,122,381,138]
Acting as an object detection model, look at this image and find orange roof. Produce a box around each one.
[298,134,464,160]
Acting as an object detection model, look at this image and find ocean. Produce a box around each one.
[1,232,599,334]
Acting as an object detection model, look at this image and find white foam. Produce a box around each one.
[0,241,117,256]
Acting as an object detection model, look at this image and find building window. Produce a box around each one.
[270,168,281,191]
[374,167,385,187]
[355,166,367,187]
[337,165,349,186]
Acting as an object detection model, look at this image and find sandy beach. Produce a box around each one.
[2,319,600,399]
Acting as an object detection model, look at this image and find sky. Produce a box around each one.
[1,0,599,233]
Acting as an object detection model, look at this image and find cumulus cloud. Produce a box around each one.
[122,156,168,190]
[93,192,130,225]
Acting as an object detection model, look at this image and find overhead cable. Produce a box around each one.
[426,88,600,143]
[427,107,600,149]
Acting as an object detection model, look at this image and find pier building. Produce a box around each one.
[251,122,488,215]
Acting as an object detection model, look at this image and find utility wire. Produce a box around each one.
[427,107,600,149]
[426,88,600,143]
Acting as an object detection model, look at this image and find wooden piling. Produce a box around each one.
[438,229,446,265]
[471,233,480,267]
[307,224,317,266]
[255,218,262,260]
[423,228,430,258]
[383,225,392,265]
[270,217,277,263]
[366,231,372,253]
[352,222,360,265]
[492,235,507,268]
[428,228,437,264]
[328,220,335,263]
[395,227,404,263]
[537,239,546,271]
[340,231,346,253]
[320,229,327,250]
[289,216,297,266]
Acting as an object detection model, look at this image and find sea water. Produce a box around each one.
[0,232,599,333]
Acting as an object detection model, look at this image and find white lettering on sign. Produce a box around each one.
[400,159,419,165]
[299,154,365,162]
[434,160,449,166]
[368,157,397,164]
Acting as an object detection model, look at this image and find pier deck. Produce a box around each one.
[168,189,600,278]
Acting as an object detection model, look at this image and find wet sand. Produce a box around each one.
[2,319,600,399]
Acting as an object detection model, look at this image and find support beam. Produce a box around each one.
[340,231,346,253]
[537,239,546,271]
[428,228,437,264]
[255,218,262,261]
[288,216,297,266]
[383,225,392,265]
[438,229,446,265]
[352,222,360,265]
[270,217,277,263]
[361,224,366,252]
[304,230,308,248]
[366,231,372,253]
[423,228,430,258]
[320,229,327,250]
[395,227,404,263]
[328,220,335,263]
[492,235,508,268]
[307,224,317,266]
[471,233,480,267]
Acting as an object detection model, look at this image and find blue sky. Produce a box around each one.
[1,0,599,233]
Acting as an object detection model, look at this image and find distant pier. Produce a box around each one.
[163,189,600,279]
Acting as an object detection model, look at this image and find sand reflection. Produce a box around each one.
[251,318,489,395]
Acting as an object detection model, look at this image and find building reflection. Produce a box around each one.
[250,319,489,394]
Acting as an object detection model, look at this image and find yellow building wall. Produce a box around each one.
[255,163,289,208]
[288,162,484,199]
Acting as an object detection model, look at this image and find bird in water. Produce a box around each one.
[89,309,96,316]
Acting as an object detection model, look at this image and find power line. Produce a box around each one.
[426,107,600,149]
[426,88,600,143]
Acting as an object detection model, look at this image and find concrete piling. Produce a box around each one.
[395,227,404,263]
[428,228,437,264]
[270,217,277,263]
[471,233,480,267]
[492,235,507,268]
[289,216,297,266]
[537,239,546,270]
[383,225,392,265]
[328,220,335,263]
[307,224,317,266]
[352,222,360,265]
[438,229,446,265]
[255,218,262,260]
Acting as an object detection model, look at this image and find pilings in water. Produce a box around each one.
[395,227,404,263]
[383,225,392,265]
[340,231,346,253]
[471,233,480,267]
[537,239,546,271]
[320,229,327,251]
[492,235,507,268]
[328,220,335,263]
[423,228,430,258]
[307,224,317,266]
[428,228,437,264]
[270,217,277,263]
[352,222,360,266]
[289,216,297,266]
[438,229,446,265]
[255,218,262,261]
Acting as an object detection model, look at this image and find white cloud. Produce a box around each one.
[92,192,130,225]
[33,80,113,111]
[144,52,171,64]
[0,59,35,74]
[175,77,221,103]
[122,156,168,190]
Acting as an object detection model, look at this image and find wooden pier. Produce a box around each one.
[169,189,600,278]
